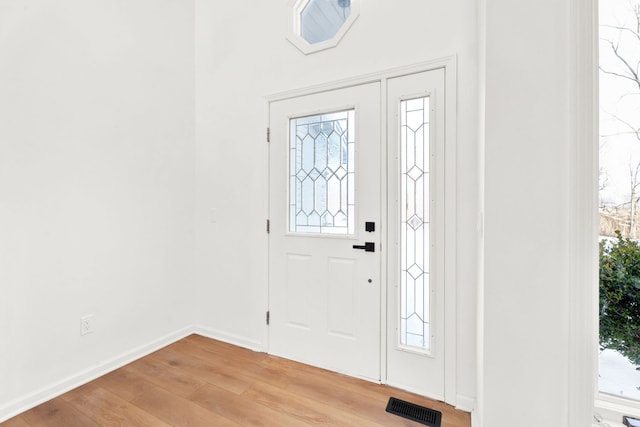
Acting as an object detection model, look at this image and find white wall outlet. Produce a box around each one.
[209,208,218,223]
[80,315,94,336]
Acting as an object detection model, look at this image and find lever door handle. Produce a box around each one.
[353,242,375,252]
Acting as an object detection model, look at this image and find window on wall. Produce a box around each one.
[598,0,640,403]
[287,0,360,54]
[301,0,351,45]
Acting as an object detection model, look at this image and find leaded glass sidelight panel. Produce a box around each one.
[289,110,355,235]
[400,97,431,351]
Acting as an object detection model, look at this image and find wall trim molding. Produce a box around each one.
[0,325,265,423]
[595,395,640,425]
[0,322,470,423]
[456,394,476,413]
[192,325,263,352]
[265,57,456,103]
[0,326,194,423]
[569,0,599,425]
[265,56,460,407]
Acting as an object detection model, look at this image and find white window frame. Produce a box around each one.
[570,1,599,423]
[286,0,360,55]
[572,0,640,425]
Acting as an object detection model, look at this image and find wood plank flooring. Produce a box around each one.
[2,334,471,426]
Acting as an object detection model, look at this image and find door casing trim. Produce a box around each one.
[264,57,458,406]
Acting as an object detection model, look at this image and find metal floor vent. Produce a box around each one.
[385,397,442,427]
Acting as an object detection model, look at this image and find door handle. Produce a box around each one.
[353,242,375,252]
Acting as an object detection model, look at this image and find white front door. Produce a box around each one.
[268,82,381,380]
[267,66,452,400]
[386,69,446,400]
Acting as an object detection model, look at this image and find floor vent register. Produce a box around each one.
[385,397,442,427]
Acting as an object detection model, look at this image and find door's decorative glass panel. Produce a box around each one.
[301,0,351,45]
[400,97,431,351]
[290,110,355,235]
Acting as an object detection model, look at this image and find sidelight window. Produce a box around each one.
[399,97,432,351]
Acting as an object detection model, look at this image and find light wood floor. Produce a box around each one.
[1,334,471,427]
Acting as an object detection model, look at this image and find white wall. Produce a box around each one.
[480,0,575,425]
[194,0,479,403]
[0,0,597,425]
[0,0,195,417]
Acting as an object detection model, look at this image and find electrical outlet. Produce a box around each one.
[80,315,94,336]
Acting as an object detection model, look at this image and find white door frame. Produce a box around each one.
[264,57,458,406]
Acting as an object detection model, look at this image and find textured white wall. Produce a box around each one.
[0,0,594,424]
[0,0,195,416]
[480,0,573,425]
[194,0,479,403]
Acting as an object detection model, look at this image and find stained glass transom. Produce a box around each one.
[289,110,355,235]
[400,97,431,351]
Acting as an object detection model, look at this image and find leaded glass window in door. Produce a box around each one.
[400,97,431,352]
[289,110,355,235]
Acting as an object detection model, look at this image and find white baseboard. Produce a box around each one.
[384,380,446,404]
[594,421,624,427]
[9,325,483,425]
[471,408,480,427]
[0,326,193,423]
[0,324,264,423]
[192,324,263,352]
[456,393,476,413]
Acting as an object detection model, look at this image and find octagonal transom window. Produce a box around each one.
[288,0,360,54]
[301,0,351,44]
